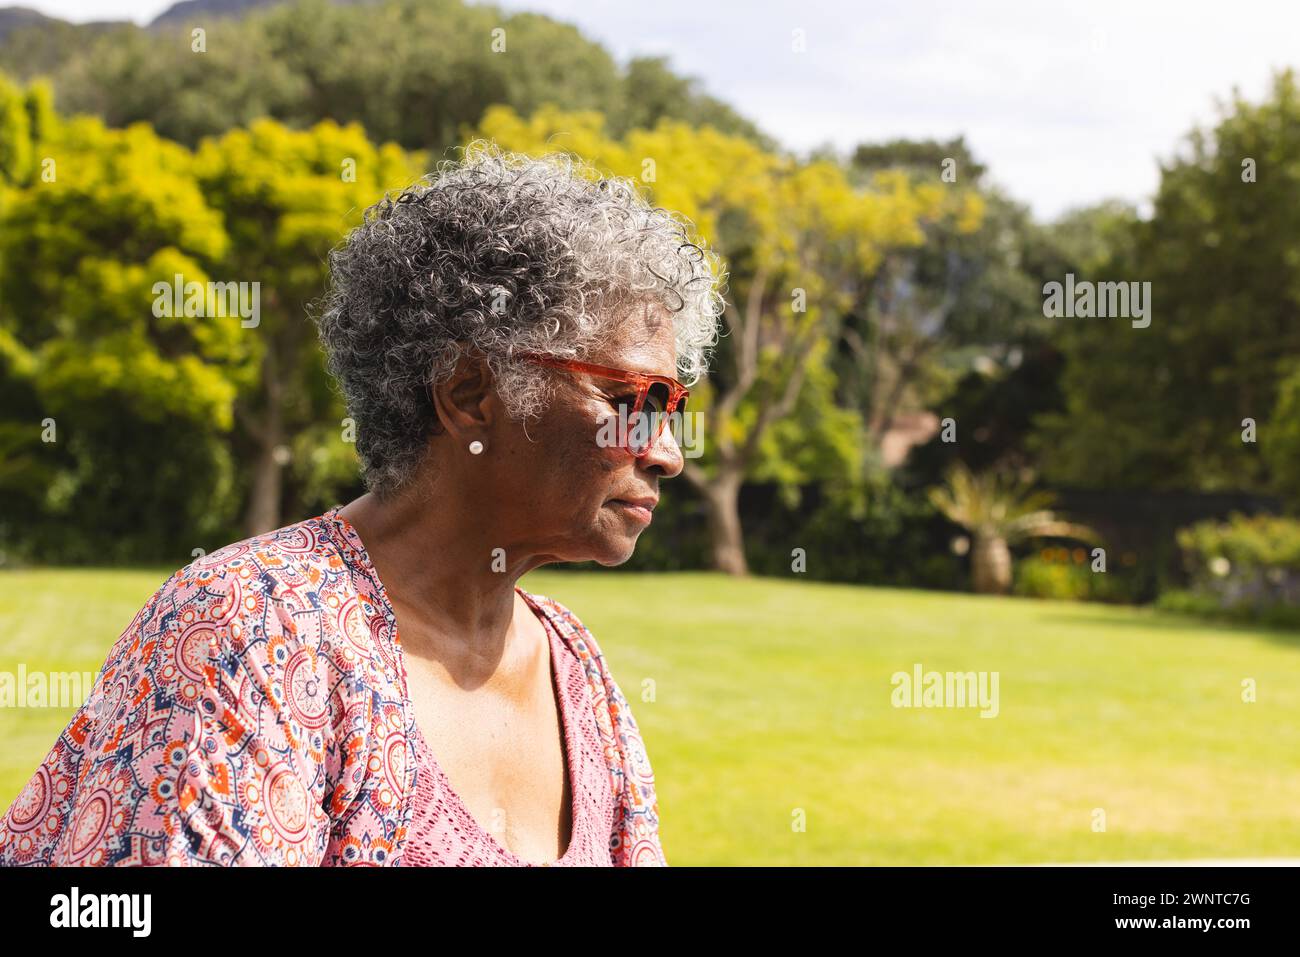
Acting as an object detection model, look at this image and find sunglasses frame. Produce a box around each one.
[518,351,690,457]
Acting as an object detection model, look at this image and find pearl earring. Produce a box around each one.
[469,440,484,455]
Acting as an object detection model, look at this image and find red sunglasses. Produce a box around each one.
[518,352,689,457]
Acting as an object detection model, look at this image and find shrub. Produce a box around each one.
[1014,554,1092,600]
[1012,549,1141,602]
[1166,512,1300,622]
[1156,588,1300,629]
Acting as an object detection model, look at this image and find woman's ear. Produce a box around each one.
[429,349,496,443]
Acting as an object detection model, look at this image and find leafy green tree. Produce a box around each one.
[30,0,767,154]
[0,74,421,555]
[193,118,420,533]
[898,199,1139,489]
[0,73,49,543]
[848,135,989,183]
[619,56,779,152]
[0,17,118,82]
[1033,70,1300,493]
[833,139,1059,471]
[928,462,1097,594]
[0,97,249,561]
[1265,359,1300,510]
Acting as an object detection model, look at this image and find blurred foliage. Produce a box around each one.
[1155,589,1300,630]
[0,31,1296,593]
[1033,69,1300,496]
[1012,551,1140,603]
[0,0,773,155]
[1013,554,1094,601]
[1160,512,1300,627]
[836,138,1058,471]
[0,72,418,560]
[616,469,965,590]
[927,462,1095,545]
[900,340,1066,487]
[193,117,419,533]
[1264,358,1300,510]
[0,95,247,561]
[927,461,1098,593]
[1178,512,1300,573]
[745,339,865,490]
[762,471,964,588]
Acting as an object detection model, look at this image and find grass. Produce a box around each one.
[2,567,1298,865]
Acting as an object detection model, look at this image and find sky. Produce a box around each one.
[18,0,1300,220]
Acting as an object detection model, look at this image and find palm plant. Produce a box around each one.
[928,462,1098,595]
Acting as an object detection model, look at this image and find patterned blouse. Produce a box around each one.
[0,506,666,866]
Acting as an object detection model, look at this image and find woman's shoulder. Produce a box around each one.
[174,510,349,592]
[0,513,356,865]
[516,586,608,660]
[104,511,356,714]
[109,511,357,686]
[141,511,351,625]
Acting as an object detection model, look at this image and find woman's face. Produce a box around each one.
[469,305,687,569]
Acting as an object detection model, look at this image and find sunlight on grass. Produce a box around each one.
[2,567,1297,865]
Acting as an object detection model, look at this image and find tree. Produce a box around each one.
[928,462,1097,594]
[0,73,53,543]
[1265,359,1300,511]
[849,135,989,183]
[1033,69,1300,493]
[22,0,767,155]
[893,197,1136,490]
[0,16,121,82]
[834,139,1068,470]
[193,118,419,534]
[0,92,249,561]
[0,78,421,553]
[619,55,778,152]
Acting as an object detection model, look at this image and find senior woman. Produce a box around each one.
[0,141,725,867]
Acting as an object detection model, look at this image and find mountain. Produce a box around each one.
[149,0,294,27]
[0,0,298,42]
[0,6,129,77]
[0,6,58,43]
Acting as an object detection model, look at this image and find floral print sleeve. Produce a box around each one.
[0,555,333,865]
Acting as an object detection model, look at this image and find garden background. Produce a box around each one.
[0,0,1297,863]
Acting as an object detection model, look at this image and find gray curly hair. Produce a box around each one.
[314,138,727,498]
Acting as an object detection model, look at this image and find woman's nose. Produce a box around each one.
[637,417,685,477]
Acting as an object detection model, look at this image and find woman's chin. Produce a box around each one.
[589,533,641,567]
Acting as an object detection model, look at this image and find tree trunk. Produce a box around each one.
[245,430,284,536]
[243,344,285,536]
[703,473,747,576]
[971,533,1012,594]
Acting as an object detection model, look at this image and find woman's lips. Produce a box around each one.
[609,500,654,524]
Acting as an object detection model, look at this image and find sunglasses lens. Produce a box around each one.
[623,384,669,455]
[649,383,673,436]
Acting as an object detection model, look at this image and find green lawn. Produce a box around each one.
[2,567,1298,865]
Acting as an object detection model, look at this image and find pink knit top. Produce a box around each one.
[400,601,617,866]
